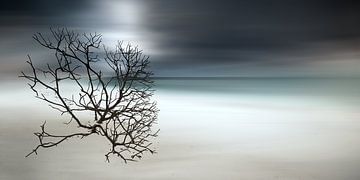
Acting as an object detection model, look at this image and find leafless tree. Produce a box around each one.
[20,28,159,162]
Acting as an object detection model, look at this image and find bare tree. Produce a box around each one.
[20,28,159,162]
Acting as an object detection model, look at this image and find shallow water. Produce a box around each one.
[1,78,360,180]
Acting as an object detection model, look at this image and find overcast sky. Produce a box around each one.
[1,0,360,77]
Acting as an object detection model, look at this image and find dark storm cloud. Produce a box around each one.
[1,0,360,77]
[143,0,360,67]
[0,0,93,15]
[0,0,95,26]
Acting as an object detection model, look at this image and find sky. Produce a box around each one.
[1,0,360,77]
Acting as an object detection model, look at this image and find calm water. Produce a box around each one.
[1,78,360,180]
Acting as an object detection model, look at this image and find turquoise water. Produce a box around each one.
[156,77,360,94]
[155,78,360,105]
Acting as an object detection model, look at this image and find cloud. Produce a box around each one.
[1,0,360,77]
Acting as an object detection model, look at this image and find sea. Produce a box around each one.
[1,77,360,180]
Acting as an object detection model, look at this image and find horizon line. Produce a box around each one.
[149,76,360,79]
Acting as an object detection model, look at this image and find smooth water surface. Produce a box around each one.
[1,78,360,180]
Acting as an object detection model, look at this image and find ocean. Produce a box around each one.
[1,77,360,180]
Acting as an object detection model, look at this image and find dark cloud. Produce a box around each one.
[143,0,360,62]
[0,0,95,27]
[0,0,93,15]
[1,0,360,77]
